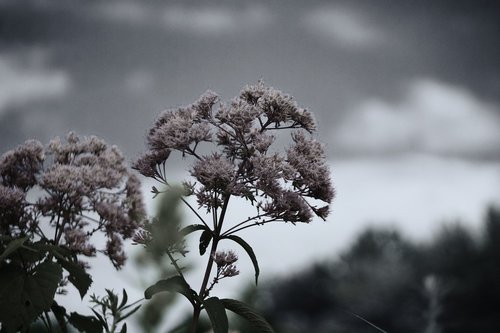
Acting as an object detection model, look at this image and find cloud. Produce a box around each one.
[334,78,500,158]
[303,5,385,49]
[0,51,70,116]
[96,2,272,36]
[96,1,153,25]
[124,70,155,95]
[162,5,271,35]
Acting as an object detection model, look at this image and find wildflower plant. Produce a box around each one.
[133,82,335,333]
[0,133,145,332]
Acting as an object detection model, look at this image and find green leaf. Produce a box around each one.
[69,312,103,333]
[204,297,228,333]
[221,298,275,333]
[199,230,212,255]
[0,262,63,332]
[144,275,197,305]
[0,237,28,264]
[119,323,127,333]
[224,235,260,285]
[55,254,92,299]
[179,224,209,238]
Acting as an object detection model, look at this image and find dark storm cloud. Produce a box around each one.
[1,0,499,160]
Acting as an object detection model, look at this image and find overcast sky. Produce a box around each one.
[1,0,500,159]
[2,0,500,328]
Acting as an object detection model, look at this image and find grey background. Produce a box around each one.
[2,0,500,161]
[2,0,500,328]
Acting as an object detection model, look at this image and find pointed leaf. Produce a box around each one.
[30,242,93,299]
[119,288,128,309]
[119,323,127,333]
[199,230,212,255]
[204,297,228,333]
[224,235,260,284]
[144,275,197,305]
[179,224,209,238]
[0,237,28,264]
[221,298,275,333]
[90,308,108,330]
[69,312,103,333]
[118,304,141,322]
[55,255,92,299]
[106,289,119,310]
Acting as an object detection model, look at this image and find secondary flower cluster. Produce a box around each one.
[0,132,145,268]
[213,250,239,279]
[133,82,334,226]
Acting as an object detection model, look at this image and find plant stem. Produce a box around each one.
[189,306,201,333]
[189,195,230,333]
[166,250,186,281]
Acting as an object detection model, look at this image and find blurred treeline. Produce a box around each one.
[232,206,500,333]
[27,197,500,333]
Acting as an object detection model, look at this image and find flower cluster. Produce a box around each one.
[0,132,145,269]
[213,250,239,279]
[134,81,334,229]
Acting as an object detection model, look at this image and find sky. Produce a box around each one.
[1,0,500,329]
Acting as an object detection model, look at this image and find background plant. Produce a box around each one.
[132,81,335,333]
[0,133,145,332]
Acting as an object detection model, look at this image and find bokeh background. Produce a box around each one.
[2,0,500,332]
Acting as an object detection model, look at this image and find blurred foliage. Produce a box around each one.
[235,206,500,333]
[132,186,192,333]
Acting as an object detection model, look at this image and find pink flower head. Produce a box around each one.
[0,132,145,269]
[135,81,334,226]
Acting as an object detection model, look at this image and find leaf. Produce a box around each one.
[106,288,119,310]
[179,224,209,238]
[28,242,92,299]
[199,230,212,255]
[51,301,68,333]
[118,305,141,323]
[55,255,93,299]
[221,298,275,333]
[0,262,63,332]
[224,235,260,285]
[119,289,128,309]
[0,237,28,264]
[204,297,228,333]
[119,323,127,333]
[144,275,197,305]
[69,312,103,333]
[90,308,108,330]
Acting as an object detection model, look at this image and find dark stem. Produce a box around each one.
[180,197,210,230]
[189,306,202,333]
[224,218,282,235]
[189,195,230,333]
[220,213,270,237]
[166,250,186,282]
